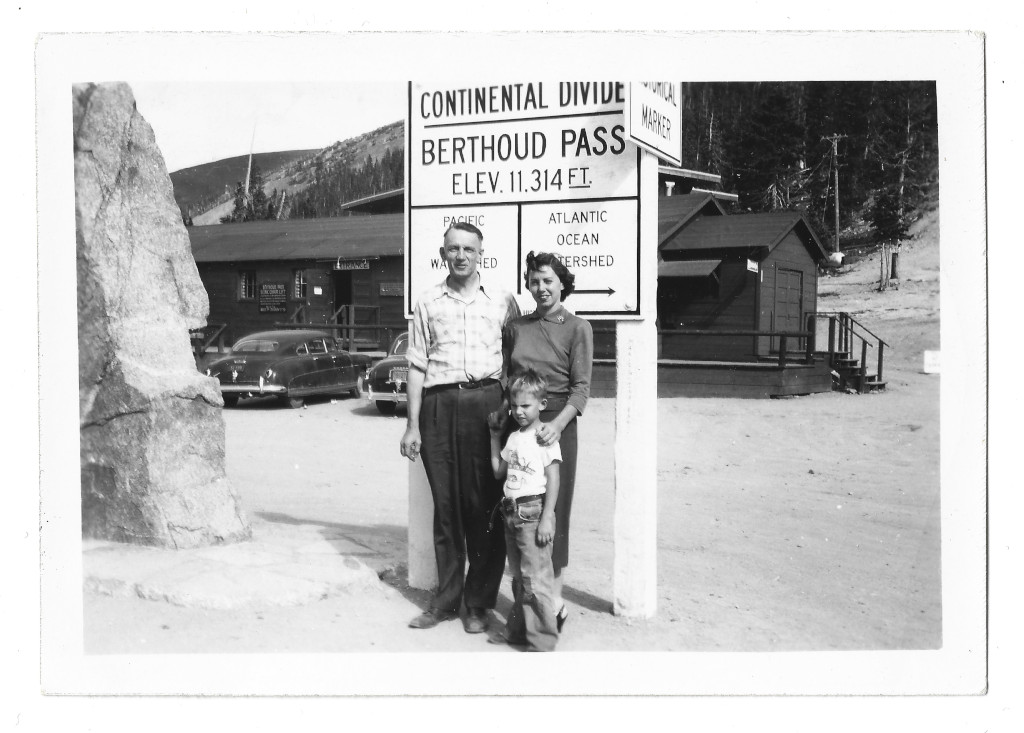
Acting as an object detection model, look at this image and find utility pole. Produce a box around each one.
[822,134,847,254]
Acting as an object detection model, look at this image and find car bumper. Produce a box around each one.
[219,378,286,396]
[367,387,407,404]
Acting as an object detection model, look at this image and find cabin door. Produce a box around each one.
[304,269,333,324]
[773,267,804,352]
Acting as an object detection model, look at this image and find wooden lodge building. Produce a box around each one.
[189,212,406,352]
[189,170,883,397]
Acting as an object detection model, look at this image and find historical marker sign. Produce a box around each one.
[406,81,644,319]
[624,82,683,167]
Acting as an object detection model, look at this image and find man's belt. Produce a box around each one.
[425,378,500,394]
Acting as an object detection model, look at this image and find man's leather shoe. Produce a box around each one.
[463,607,488,634]
[408,608,457,629]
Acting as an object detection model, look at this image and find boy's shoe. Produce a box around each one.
[409,608,458,629]
[556,605,568,633]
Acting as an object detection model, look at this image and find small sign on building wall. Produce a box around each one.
[258,282,287,313]
[334,258,370,270]
[747,259,758,273]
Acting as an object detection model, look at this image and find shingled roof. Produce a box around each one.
[657,192,727,243]
[188,214,404,263]
[660,210,829,262]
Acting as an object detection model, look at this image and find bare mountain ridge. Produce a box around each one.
[170,150,318,219]
[285,119,403,188]
[172,119,404,225]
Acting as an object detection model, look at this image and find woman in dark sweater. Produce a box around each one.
[503,251,594,631]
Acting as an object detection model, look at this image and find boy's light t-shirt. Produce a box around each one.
[501,428,561,499]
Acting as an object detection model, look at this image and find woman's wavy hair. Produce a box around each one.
[524,251,576,301]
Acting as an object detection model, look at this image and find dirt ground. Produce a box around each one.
[84,214,941,655]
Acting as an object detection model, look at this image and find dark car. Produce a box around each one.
[204,329,370,409]
[366,332,409,414]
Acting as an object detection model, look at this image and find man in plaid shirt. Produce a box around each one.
[401,222,520,633]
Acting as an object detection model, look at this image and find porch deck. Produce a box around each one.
[591,357,834,399]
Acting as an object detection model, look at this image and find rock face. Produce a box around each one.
[75,82,250,548]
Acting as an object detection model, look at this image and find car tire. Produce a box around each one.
[222,394,239,408]
[376,401,397,415]
[281,395,304,409]
[350,374,364,398]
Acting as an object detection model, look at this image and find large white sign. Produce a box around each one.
[406,81,643,319]
[624,82,683,167]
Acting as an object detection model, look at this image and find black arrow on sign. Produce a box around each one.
[575,287,616,296]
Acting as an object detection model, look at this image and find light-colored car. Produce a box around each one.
[365,332,409,414]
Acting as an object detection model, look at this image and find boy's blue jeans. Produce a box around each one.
[501,496,559,651]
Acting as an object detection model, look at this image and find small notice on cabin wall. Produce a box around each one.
[258,282,287,313]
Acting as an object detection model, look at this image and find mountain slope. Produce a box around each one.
[173,120,404,225]
[171,150,318,219]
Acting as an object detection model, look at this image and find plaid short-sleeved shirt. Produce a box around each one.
[407,278,520,389]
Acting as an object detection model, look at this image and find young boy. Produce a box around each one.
[488,370,561,651]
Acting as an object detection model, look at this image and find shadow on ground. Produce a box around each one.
[255,510,615,621]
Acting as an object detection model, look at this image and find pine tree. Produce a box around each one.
[248,163,269,219]
[220,181,247,223]
[865,82,938,244]
[220,163,272,223]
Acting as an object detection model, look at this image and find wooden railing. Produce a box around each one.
[190,323,229,360]
[819,311,890,387]
[332,304,382,351]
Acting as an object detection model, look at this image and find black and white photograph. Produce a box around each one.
[18,16,1012,730]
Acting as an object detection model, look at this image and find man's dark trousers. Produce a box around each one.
[419,381,506,612]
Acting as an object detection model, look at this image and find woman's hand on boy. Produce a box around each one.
[535,422,561,447]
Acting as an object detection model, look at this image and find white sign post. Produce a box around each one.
[613,149,659,617]
[406,81,657,618]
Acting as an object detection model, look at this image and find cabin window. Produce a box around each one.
[239,271,256,300]
[293,269,308,299]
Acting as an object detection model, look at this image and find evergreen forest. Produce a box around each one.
[680,81,939,246]
[286,147,404,219]
[217,82,938,250]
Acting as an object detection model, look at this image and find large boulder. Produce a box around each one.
[75,82,250,548]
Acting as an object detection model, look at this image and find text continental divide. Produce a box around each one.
[419,82,626,120]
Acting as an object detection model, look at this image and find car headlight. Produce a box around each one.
[264,369,275,379]
[205,368,212,376]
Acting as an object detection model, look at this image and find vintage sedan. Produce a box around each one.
[204,330,370,409]
[366,332,409,414]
